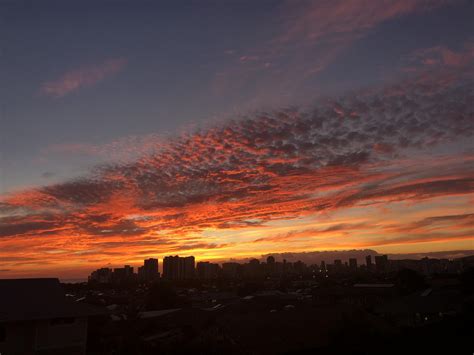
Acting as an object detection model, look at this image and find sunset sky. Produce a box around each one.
[1,0,473,278]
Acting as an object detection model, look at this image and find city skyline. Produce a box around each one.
[83,248,474,283]
[87,251,471,284]
[1,0,474,279]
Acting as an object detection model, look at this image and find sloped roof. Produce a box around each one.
[375,289,463,315]
[354,283,394,288]
[138,308,181,319]
[0,278,105,322]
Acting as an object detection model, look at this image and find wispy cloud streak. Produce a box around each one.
[214,0,456,104]
[40,58,127,98]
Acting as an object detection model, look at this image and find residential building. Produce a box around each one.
[163,256,195,280]
[0,278,103,355]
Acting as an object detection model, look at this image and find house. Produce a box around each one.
[0,278,104,355]
[375,288,464,327]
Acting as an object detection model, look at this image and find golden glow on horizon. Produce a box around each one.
[2,61,474,278]
[1,191,472,279]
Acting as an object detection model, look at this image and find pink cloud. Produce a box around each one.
[406,41,474,69]
[270,0,454,76]
[213,0,454,104]
[239,55,260,63]
[40,133,168,164]
[40,58,127,98]
[276,0,451,46]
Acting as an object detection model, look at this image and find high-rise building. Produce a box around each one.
[124,265,134,277]
[222,262,241,278]
[113,265,135,283]
[138,258,159,282]
[245,258,262,278]
[181,256,195,279]
[320,260,326,272]
[293,260,305,273]
[163,256,195,280]
[196,261,219,279]
[349,258,358,270]
[144,258,158,272]
[88,267,112,283]
[266,255,276,275]
[366,255,373,270]
[375,255,388,272]
[163,256,179,280]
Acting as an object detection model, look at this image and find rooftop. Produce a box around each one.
[0,278,106,322]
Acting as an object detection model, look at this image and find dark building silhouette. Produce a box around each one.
[88,267,112,283]
[138,258,159,282]
[375,255,388,272]
[113,265,135,283]
[0,278,103,355]
[163,256,195,280]
[265,255,276,275]
[244,258,262,278]
[222,262,241,278]
[293,260,305,273]
[196,261,220,279]
[349,258,358,270]
[366,255,373,270]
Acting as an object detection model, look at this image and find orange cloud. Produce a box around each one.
[407,41,474,68]
[2,65,474,277]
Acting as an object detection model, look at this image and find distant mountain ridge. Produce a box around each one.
[219,249,474,265]
[386,250,474,261]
